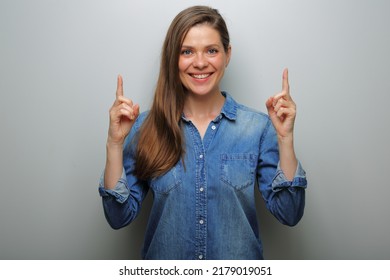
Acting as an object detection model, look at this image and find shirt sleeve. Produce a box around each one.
[257,119,307,226]
[271,161,307,191]
[97,113,149,229]
[98,168,129,204]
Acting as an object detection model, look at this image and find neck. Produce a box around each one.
[183,91,225,120]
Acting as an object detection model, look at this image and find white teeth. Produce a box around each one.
[192,74,210,79]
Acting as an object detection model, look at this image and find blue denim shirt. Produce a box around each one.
[98,92,307,260]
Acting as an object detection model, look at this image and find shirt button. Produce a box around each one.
[198,255,203,260]
[199,154,203,159]
[200,187,204,192]
[211,125,216,130]
[199,220,204,224]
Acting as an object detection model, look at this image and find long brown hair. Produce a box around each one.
[135,6,230,180]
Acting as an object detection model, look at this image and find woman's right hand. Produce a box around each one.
[107,75,140,147]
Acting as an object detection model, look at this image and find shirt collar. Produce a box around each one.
[220,91,237,121]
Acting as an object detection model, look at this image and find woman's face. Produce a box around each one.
[178,24,231,97]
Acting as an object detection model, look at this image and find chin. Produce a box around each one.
[187,89,214,96]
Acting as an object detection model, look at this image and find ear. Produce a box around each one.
[225,45,232,67]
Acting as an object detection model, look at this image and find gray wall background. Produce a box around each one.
[1,0,389,259]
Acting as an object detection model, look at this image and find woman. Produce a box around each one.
[99,5,307,260]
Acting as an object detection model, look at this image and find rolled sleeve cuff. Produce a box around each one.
[98,169,130,203]
[271,161,307,192]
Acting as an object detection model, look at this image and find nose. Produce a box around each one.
[193,52,208,69]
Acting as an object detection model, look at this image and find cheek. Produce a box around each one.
[211,57,226,70]
[178,61,188,85]
[178,58,190,73]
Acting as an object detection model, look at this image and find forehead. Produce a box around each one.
[182,24,222,46]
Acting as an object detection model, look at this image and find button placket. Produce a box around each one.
[191,125,207,261]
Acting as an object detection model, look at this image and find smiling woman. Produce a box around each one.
[179,24,231,137]
[98,5,307,260]
[179,25,231,97]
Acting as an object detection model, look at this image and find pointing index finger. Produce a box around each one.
[282,68,289,93]
[116,74,124,98]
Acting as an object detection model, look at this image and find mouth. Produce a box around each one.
[190,73,212,79]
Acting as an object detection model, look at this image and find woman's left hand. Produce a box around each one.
[266,68,296,139]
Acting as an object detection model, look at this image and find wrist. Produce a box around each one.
[106,140,124,151]
[277,132,294,145]
[277,133,296,162]
[277,135,298,181]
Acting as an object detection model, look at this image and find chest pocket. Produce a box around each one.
[149,162,182,194]
[220,153,257,191]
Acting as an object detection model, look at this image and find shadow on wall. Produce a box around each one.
[255,188,306,260]
[105,193,153,260]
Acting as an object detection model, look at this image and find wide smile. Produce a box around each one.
[190,73,213,80]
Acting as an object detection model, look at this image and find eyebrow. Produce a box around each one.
[181,44,221,49]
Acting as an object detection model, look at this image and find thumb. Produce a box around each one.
[133,104,140,118]
[265,97,274,112]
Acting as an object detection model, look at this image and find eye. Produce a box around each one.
[181,49,192,55]
[208,48,219,55]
